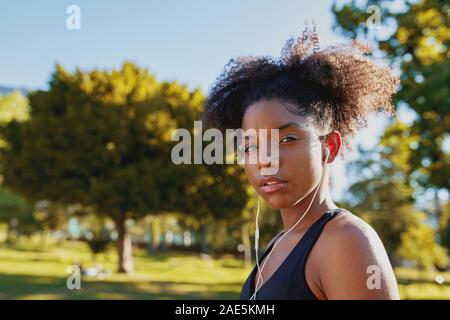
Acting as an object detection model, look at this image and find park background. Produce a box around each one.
[0,0,449,299]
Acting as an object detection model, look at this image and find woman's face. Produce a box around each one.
[242,99,326,209]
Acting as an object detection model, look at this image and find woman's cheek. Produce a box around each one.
[293,156,322,197]
[283,150,314,193]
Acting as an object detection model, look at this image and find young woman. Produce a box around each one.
[202,27,400,300]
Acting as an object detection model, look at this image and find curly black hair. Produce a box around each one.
[202,27,399,154]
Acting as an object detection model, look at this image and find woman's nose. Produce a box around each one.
[258,152,280,175]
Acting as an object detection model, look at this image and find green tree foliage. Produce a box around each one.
[0,91,34,242]
[33,200,69,236]
[345,121,448,267]
[440,201,450,254]
[0,91,29,126]
[332,0,449,192]
[333,0,449,268]
[0,62,247,273]
[0,187,33,243]
[345,121,419,263]
[398,212,448,270]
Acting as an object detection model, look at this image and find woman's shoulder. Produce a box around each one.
[322,208,386,258]
[326,208,378,239]
[315,208,400,299]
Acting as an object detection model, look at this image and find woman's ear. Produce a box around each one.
[324,130,341,162]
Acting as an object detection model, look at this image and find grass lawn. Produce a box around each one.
[0,238,449,300]
[0,239,249,299]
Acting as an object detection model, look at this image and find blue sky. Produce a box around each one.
[0,0,349,91]
[0,0,402,200]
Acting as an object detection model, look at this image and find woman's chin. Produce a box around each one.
[261,194,291,209]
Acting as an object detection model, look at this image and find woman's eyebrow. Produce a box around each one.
[275,121,303,131]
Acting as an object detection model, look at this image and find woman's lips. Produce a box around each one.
[259,177,287,193]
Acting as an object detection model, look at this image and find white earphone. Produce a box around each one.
[250,146,331,300]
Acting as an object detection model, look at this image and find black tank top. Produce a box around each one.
[239,208,343,300]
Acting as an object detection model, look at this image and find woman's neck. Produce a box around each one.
[279,182,338,234]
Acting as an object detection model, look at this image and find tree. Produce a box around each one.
[344,121,418,263]
[0,91,33,243]
[1,62,249,273]
[439,200,450,256]
[332,0,450,269]
[0,90,29,126]
[1,63,197,273]
[167,163,248,254]
[0,187,33,244]
[33,200,70,243]
[344,120,449,267]
[398,212,448,270]
[332,0,449,217]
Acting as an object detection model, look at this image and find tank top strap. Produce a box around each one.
[292,208,343,265]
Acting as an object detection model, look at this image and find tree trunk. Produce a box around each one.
[200,223,209,254]
[116,217,134,274]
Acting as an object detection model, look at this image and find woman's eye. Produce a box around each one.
[280,136,297,143]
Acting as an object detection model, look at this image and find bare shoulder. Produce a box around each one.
[324,209,380,244]
[315,209,400,299]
